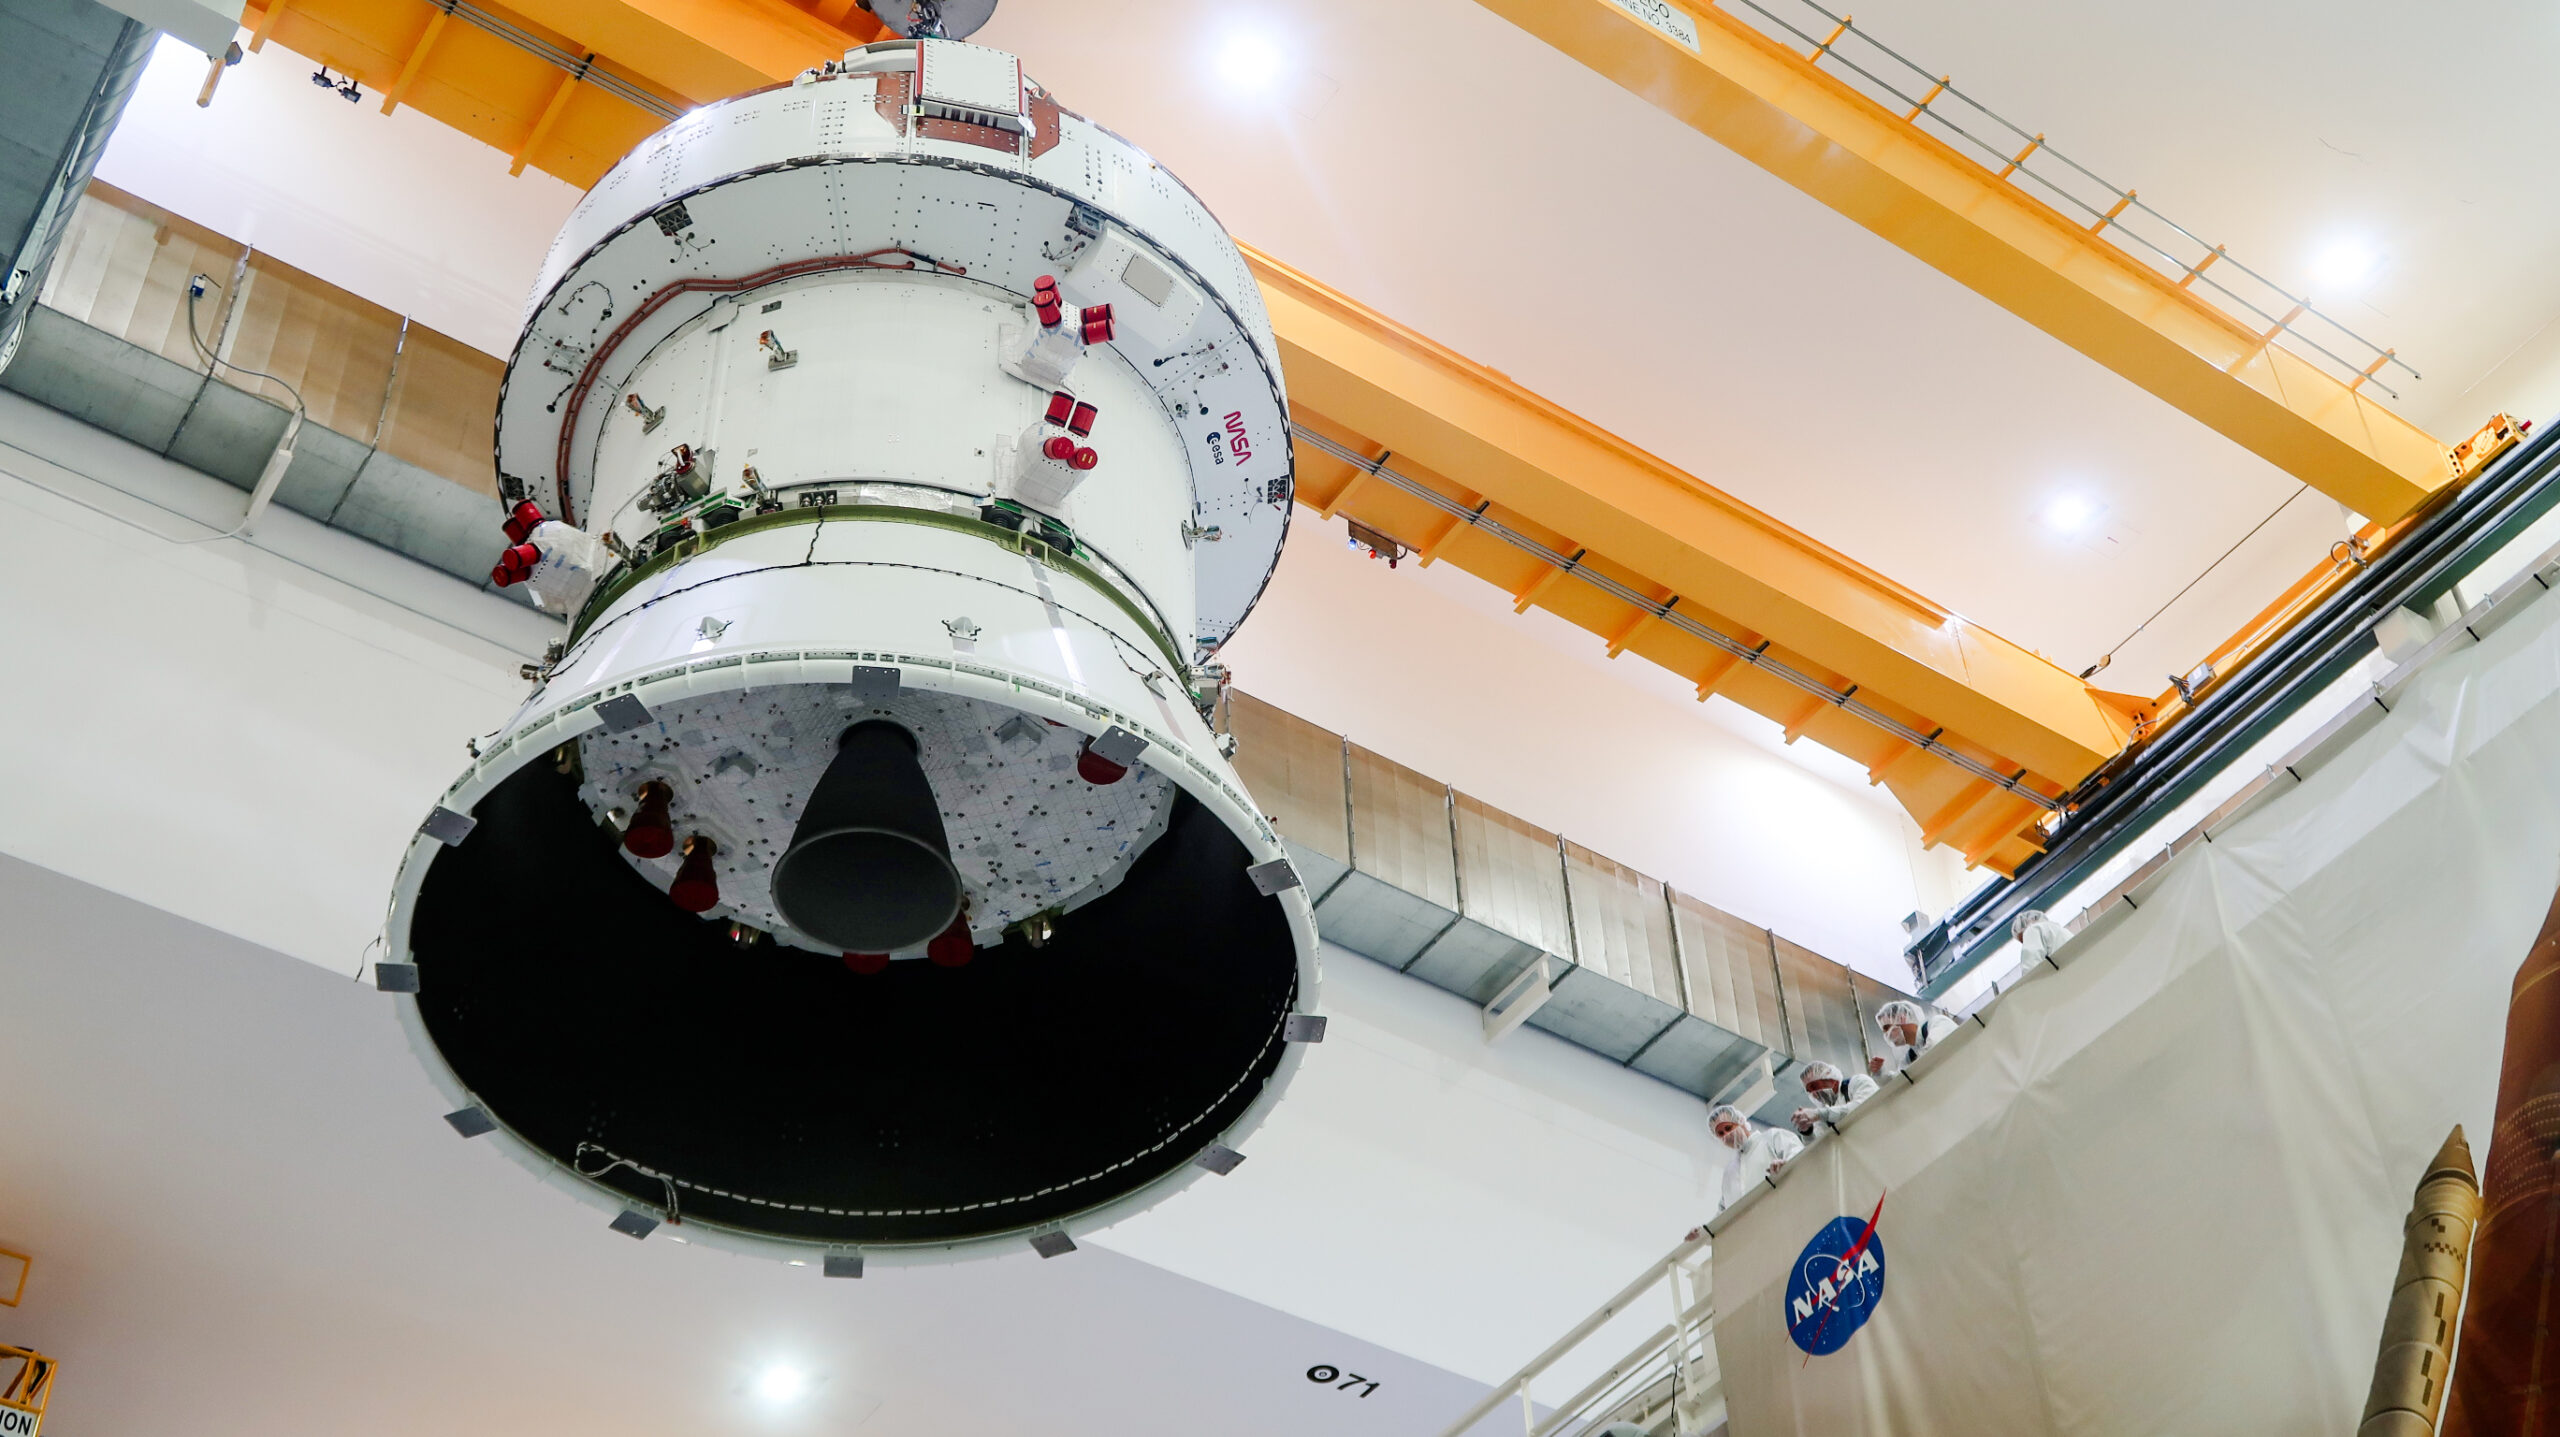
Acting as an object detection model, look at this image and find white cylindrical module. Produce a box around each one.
[378,35,1318,1266]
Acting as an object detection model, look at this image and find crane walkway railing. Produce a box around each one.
[1435,1233,1721,1437]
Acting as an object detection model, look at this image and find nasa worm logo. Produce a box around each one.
[1784,1201,1887,1356]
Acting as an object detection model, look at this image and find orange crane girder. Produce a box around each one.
[242,0,885,187]
[1468,0,2458,524]
[1252,250,2135,872]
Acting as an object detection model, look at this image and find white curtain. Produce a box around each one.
[1709,577,2560,1435]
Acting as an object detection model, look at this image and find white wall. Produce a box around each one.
[99,37,581,357]
[0,390,1732,1395]
[0,855,1523,1437]
[0,392,543,975]
[1095,942,1723,1392]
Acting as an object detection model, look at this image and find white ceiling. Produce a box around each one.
[99,0,2560,744]
[1820,0,2560,441]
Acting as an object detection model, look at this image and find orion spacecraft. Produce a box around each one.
[377,4,1320,1266]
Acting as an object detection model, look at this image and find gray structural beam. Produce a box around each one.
[0,0,155,373]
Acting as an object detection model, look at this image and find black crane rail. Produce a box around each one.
[1925,415,2560,994]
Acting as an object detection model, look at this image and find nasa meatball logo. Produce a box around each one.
[1784,1201,1887,1356]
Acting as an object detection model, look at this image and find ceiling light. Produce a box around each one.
[1213,32,1287,94]
[754,1365,809,1406]
[2309,239,2380,295]
[2044,494,2096,533]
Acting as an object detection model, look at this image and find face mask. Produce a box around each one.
[1714,1124,1746,1150]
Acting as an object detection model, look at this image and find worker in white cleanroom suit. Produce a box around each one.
[1790,1059,1879,1136]
[1709,1102,1802,1213]
[1867,999,1958,1078]
[2012,907,2072,967]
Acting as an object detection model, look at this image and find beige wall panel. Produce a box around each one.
[1347,743,1458,909]
[1563,841,1681,1005]
[1452,791,1571,957]
[38,183,244,369]
[376,323,503,497]
[1774,933,1869,1077]
[220,252,401,439]
[1671,892,1785,1051]
[1225,690,1349,866]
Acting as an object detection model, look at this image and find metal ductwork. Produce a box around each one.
[0,0,156,378]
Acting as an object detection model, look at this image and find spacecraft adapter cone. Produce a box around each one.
[379,35,1317,1266]
[770,720,965,953]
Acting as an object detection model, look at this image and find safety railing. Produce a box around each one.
[1698,0,2416,398]
[1435,1233,1720,1437]
[1925,425,2560,997]
[0,1345,54,1437]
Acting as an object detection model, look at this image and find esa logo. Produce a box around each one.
[1784,1206,1887,1356]
[1205,411,1252,465]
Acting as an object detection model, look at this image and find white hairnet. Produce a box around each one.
[1801,1060,1843,1084]
[1876,999,1925,1028]
[2009,908,2051,940]
[1708,1103,1748,1127]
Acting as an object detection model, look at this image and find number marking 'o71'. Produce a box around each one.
[1305,1364,1379,1397]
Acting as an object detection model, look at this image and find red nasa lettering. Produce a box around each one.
[1224,411,1252,463]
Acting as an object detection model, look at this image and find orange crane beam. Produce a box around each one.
[496,0,871,100]
[242,0,886,187]
[1254,248,2141,872]
[1469,0,2464,523]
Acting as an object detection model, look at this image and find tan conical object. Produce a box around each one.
[2442,879,2560,1435]
[2359,1126,2481,1437]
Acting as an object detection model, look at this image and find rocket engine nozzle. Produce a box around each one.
[769,721,965,953]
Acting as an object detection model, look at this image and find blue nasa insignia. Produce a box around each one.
[1784,1214,1887,1356]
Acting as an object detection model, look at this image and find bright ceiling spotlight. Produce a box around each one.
[1213,31,1287,94]
[2044,494,2096,533]
[2309,238,2380,295]
[754,1365,809,1406]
